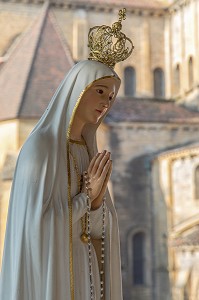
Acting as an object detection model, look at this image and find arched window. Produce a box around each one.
[153,68,165,98]
[195,165,199,199]
[188,56,194,89]
[174,64,180,95]
[132,232,145,285]
[124,66,136,96]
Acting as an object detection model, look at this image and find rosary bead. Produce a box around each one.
[80,233,89,243]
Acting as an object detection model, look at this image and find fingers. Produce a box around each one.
[98,160,112,196]
[105,160,112,182]
[96,152,110,177]
[83,153,112,201]
[87,153,100,173]
[89,150,109,175]
[100,158,112,180]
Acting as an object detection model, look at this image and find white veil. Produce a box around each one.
[0,60,123,300]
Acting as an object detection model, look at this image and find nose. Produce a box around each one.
[102,97,110,108]
[103,103,109,108]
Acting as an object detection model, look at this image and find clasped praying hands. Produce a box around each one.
[82,150,112,210]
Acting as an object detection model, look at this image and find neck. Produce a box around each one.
[70,116,85,141]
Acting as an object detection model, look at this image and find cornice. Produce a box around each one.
[170,244,199,250]
[51,0,196,17]
[0,0,197,18]
[55,2,167,17]
[166,0,197,14]
[170,216,199,237]
[157,145,199,161]
[51,0,197,17]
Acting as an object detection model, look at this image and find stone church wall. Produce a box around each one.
[106,122,199,300]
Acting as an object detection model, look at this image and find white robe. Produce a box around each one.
[0,60,123,300]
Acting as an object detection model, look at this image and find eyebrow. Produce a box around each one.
[94,84,109,89]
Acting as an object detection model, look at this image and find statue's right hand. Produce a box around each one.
[82,150,111,201]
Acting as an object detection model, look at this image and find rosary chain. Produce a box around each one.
[69,141,106,299]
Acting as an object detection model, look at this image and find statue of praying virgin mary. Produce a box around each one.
[0,8,134,300]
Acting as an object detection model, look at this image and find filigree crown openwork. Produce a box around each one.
[88,8,134,69]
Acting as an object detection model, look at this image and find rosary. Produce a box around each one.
[69,146,106,299]
[83,171,106,299]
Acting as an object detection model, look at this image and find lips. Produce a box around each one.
[96,109,103,114]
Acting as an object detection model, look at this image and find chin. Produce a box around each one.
[87,118,100,125]
[89,120,98,125]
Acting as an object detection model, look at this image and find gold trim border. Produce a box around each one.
[69,138,86,145]
[66,75,120,300]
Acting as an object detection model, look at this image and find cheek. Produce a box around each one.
[85,97,99,109]
[76,100,87,116]
[77,92,100,116]
[76,99,92,119]
[80,95,93,106]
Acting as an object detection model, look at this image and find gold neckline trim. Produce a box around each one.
[69,138,86,145]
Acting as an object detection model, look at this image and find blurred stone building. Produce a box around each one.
[0,0,199,299]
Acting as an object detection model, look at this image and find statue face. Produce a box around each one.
[75,77,118,125]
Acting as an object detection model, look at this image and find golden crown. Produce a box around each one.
[88,8,134,69]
